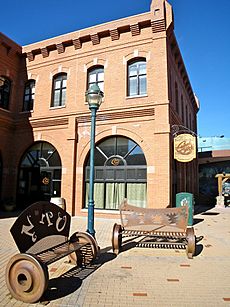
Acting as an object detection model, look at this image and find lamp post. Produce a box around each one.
[85,84,104,237]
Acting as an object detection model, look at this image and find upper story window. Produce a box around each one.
[51,73,67,107]
[127,59,147,97]
[87,66,104,92]
[23,80,35,112]
[0,76,11,110]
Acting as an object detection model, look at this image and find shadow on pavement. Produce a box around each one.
[40,251,116,303]
[0,210,22,219]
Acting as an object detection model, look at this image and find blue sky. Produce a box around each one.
[1,0,230,138]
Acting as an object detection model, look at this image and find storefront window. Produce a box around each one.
[84,136,147,210]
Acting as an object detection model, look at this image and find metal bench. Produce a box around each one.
[112,199,196,259]
[5,201,99,303]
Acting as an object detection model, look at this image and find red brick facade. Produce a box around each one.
[0,0,199,217]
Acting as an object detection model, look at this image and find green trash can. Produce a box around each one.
[176,192,194,226]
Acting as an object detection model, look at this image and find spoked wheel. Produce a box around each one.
[112,223,122,255]
[5,253,48,303]
[186,227,196,259]
[68,231,99,266]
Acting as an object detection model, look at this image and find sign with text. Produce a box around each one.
[174,133,196,162]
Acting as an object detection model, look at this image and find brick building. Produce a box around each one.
[0,0,199,217]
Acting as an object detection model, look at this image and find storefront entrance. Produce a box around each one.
[17,142,62,208]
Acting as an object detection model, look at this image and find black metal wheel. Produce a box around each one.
[5,253,48,303]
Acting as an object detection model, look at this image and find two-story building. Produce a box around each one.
[0,0,199,216]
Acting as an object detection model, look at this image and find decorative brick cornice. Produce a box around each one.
[41,47,49,58]
[73,38,82,49]
[110,29,120,41]
[90,34,100,45]
[130,24,140,36]
[151,19,166,33]
[56,43,65,54]
[27,51,34,62]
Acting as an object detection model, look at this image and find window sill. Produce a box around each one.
[49,105,66,110]
[126,94,148,100]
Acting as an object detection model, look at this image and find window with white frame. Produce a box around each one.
[127,59,147,97]
[87,66,104,92]
[51,73,67,107]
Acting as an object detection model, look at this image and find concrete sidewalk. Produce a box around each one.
[1,206,230,306]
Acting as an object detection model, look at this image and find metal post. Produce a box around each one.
[87,105,97,237]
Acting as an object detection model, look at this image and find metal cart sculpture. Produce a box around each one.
[5,201,99,303]
[112,199,196,259]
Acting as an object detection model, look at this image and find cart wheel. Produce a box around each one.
[5,253,48,303]
[68,231,99,266]
[186,227,196,259]
[112,223,122,255]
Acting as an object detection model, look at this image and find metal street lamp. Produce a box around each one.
[85,83,104,237]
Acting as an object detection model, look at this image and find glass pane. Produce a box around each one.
[105,183,125,209]
[98,82,104,92]
[97,138,115,157]
[129,77,137,96]
[95,168,104,180]
[62,79,67,88]
[54,91,60,106]
[129,64,137,76]
[139,63,146,75]
[127,183,147,207]
[94,183,104,208]
[54,80,61,89]
[97,72,104,82]
[94,149,106,166]
[25,88,30,95]
[89,73,96,83]
[139,75,147,95]
[61,89,66,105]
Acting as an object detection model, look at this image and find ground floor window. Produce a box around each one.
[17,142,62,208]
[84,136,147,210]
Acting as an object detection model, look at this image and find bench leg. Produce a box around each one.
[5,253,48,303]
[112,223,122,255]
[186,227,196,259]
[68,232,99,266]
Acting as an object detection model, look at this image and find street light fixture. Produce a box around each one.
[85,83,104,237]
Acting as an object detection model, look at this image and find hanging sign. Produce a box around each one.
[174,133,196,162]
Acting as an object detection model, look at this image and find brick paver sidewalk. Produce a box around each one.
[1,207,230,306]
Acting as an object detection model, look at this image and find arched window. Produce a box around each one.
[84,136,147,210]
[127,59,146,97]
[17,142,62,208]
[51,73,67,107]
[0,76,11,110]
[23,80,35,111]
[87,66,104,92]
